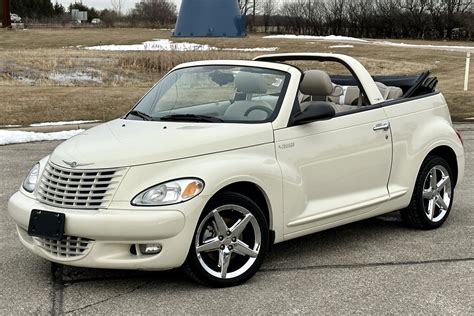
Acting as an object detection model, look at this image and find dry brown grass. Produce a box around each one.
[0,28,473,125]
[0,28,172,49]
[0,86,147,125]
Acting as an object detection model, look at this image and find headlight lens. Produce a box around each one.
[22,163,40,193]
[132,178,204,206]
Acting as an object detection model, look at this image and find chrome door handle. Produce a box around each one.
[373,122,390,131]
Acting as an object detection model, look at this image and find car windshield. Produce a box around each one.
[127,65,289,123]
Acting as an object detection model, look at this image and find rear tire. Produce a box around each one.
[401,156,454,229]
[183,192,269,287]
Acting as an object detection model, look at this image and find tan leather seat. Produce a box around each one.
[299,70,353,113]
[387,86,403,99]
[344,82,403,105]
[375,82,402,100]
[224,72,271,120]
[344,86,361,105]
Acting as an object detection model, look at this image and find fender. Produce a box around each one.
[113,143,285,243]
[386,101,464,208]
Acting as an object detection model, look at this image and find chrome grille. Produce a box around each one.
[37,162,123,209]
[33,235,93,258]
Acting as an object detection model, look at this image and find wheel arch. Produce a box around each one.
[209,181,273,232]
[426,145,458,187]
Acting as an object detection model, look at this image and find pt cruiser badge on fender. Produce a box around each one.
[8,53,465,287]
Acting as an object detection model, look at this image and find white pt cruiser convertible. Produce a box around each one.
[8,53,465,287]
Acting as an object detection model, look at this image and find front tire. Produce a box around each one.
[401,156,454,229]
[183,192,269,287]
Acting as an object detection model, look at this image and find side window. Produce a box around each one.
[289,61,369,115]
[158,72,234,111]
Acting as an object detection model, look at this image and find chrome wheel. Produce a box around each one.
[195,204,262,279]
[422,165,451,223]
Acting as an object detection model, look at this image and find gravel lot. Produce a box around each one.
[1,124,472,314]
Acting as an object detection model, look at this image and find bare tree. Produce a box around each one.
[400,0,429,38]
[325,0,348,35]
[239,0,252,15]
[111,0,124,16]
[269,0,472,39]
[132,0,176,27]
[346,0,374,37]
[262,0,275,32]
[442,0,473,38]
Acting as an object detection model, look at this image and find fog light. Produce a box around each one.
[139,243,162,255]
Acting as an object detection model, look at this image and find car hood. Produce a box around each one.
[50,119,275,169]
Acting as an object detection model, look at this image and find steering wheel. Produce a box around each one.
[244,105,273,118]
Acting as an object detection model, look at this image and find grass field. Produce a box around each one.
[0,28,473,125]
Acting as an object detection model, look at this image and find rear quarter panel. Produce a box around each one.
[382,93,464,210]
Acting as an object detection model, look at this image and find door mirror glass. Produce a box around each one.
[293,102,336,125]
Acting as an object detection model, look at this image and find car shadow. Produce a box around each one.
[55,211,408,288]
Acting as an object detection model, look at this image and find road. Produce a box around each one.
[1,124,472,314]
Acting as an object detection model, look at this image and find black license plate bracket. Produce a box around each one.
[28,210,65,241]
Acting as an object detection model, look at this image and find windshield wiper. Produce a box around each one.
[126,110,155,121]
[159,114,224,123]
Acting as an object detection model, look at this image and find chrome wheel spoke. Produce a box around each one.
[233,240,258,258]
[436,196,448,211]
[218,249,231,278]
[196,237,221,253]
[427,199,435,220]
[230,214,253,237]
[212,210,228,235]
[430,168,437,189]
[437,176,449,191]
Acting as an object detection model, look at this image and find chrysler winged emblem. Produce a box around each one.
[62,160,93,168]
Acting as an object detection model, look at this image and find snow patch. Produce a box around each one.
[29,120,100,127]
[264,34,473,51]
[48,71,102,83]
[85,39,214,51]
[84,38,277,52]
[222,47,278,52]
[0,124,21,128]
[328,44,354,48]
[264,34,368,42]
[0,130,84,146]
[372,40,474,51]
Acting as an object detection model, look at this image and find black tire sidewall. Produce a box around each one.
[185,192,269,287]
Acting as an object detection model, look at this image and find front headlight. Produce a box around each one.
[132,178,204,206]
[22,163,40,193]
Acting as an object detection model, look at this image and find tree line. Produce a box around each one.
[10,0,176,27]
[9,0,473,40]
[257,0,473,40]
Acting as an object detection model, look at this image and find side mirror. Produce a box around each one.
[292,102,336,125]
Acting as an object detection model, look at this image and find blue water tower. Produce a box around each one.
[173,0,246,37]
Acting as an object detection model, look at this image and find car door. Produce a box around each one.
[275,107,392,237]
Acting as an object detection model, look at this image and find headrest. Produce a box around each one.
[235,72,267,94]
[300,70,334,96]
[375,81,389,100]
